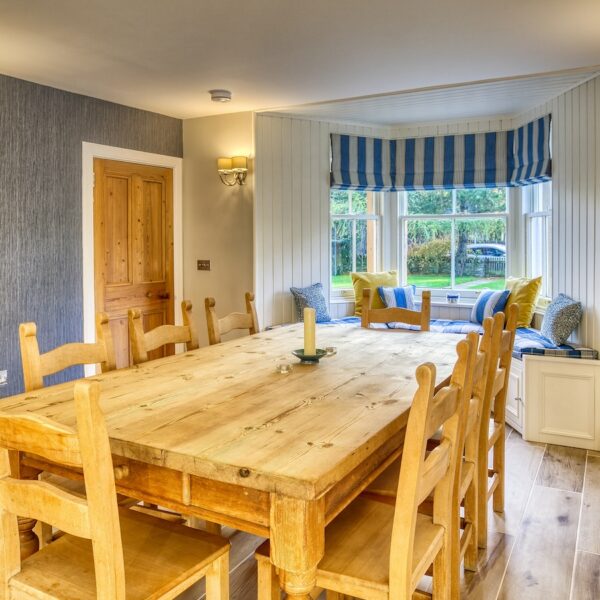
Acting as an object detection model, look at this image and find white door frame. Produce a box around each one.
[82,142,183,374]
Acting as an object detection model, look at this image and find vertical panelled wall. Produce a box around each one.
[513,75,600,348]
[254,114,388,328]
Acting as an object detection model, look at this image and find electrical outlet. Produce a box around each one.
[0,371,7,386]
[197,259,211,271]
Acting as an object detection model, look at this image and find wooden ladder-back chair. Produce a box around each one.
[19,313,116,392]
[477,303,519,549]
[364,327,491,600]
[0,380,230,599]
[205,292,259,345]
[128,300,199,365]
[361,288,431,331]
[256,337,473,600]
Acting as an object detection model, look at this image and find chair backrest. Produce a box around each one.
[205,292,259,345]
[19,313,116,392]
[389,335,475,597]
[128,300,199,365]
[361,288,431,331]
[0,380,125,598]
[491,303,519,420]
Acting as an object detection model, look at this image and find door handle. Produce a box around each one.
[158,292,170,300]
[146,291,153,298]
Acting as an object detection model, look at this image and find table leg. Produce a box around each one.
[269,496,324,599]
[13,453,40,559]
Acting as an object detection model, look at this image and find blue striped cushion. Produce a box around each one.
[377,285,416,310]
[470,290,510,324]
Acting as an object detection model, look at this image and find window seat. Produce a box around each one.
[325,317,598,361]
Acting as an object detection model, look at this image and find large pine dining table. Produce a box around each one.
[0,323,460,599]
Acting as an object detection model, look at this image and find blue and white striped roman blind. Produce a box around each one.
[330,115,551,191]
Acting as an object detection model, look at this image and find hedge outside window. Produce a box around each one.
[330,190,379,290]
[401,189,508,291]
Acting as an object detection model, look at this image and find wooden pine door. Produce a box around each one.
[94,159,174,368]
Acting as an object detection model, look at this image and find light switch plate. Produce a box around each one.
[0,371,7,386]
[197,259,211,271]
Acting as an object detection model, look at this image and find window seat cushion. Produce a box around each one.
[325,317,598,360]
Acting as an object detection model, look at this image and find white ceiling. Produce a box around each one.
[268,69,600,126]
[0,0,599,121]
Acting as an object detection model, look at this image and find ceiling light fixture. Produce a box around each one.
[209,89,232,103]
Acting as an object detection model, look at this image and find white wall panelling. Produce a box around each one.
[254,114,388,328]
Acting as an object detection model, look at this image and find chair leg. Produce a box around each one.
[477,453,489,550]
[206,552,229,600]
[432,530,452,600]
[463,476,479,572]
[492,428,505,513]
[257,558,280,600]
[34,521,53,548]
[450,508,461,600]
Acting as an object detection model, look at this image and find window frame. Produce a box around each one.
[330,190,382,299]
[399,188,509,296]
[523,182,552,299]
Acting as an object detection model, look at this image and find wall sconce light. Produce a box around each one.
[217,156,248,186]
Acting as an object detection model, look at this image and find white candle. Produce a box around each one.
[304,308,316,355]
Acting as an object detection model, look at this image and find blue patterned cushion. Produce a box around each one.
[290,283,331,323]
[470,290,510,324]
[541,294,583,345]
[377,285,416,310]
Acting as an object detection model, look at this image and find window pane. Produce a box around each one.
[456,188,506,214]
[528,214,551,296]
[407,191,452,215]
[531,181,552,213]
[351,191,370,214]
[330,190,351,215]
[406,219,451,288]
[454,219,506,290]
[355,219,377,272]
[331,219,353,288]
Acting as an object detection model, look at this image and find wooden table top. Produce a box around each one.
[0,324,460,500]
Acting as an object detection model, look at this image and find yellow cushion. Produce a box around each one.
[505,276,542,327]
[351,271,398,316]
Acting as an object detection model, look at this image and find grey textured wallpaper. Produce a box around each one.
[0,74,183,395]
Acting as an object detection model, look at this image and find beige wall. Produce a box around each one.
[183,111,254,346]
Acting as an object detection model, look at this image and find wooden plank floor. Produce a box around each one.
[179,427,600,599]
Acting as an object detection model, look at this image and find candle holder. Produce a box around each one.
[292,349,327,364]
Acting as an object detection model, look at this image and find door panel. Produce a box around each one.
[94,159,174,369]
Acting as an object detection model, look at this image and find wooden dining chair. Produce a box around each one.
[19,312,116,392]
[205,291,259,345]
[0,379,230,599]
[477,303,519,549]
[361,288,431,331]
[128,300,199,365]
[363,326,491,599]
[256,337,473,600]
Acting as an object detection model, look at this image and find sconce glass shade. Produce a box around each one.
[217,157,233,171]
[231,156,248,170]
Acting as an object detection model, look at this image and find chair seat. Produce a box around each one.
[11,507,229,600]
[257,497,443,596]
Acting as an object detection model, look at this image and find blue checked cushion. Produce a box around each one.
[290,283,331,323]
[377,285,416,310]
[541,294,583,345]
[470,290,510,324]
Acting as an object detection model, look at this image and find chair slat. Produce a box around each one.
[144,324,192,353]
[425,387,460,440]
[40,343,107,377]
[0,414,81,467]
[416,440,451,505]
[361,288,431,331]
[0,479,91,539]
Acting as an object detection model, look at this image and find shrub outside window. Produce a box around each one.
[401,189,508,291]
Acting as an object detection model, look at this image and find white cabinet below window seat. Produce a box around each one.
[522,355,600,450]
